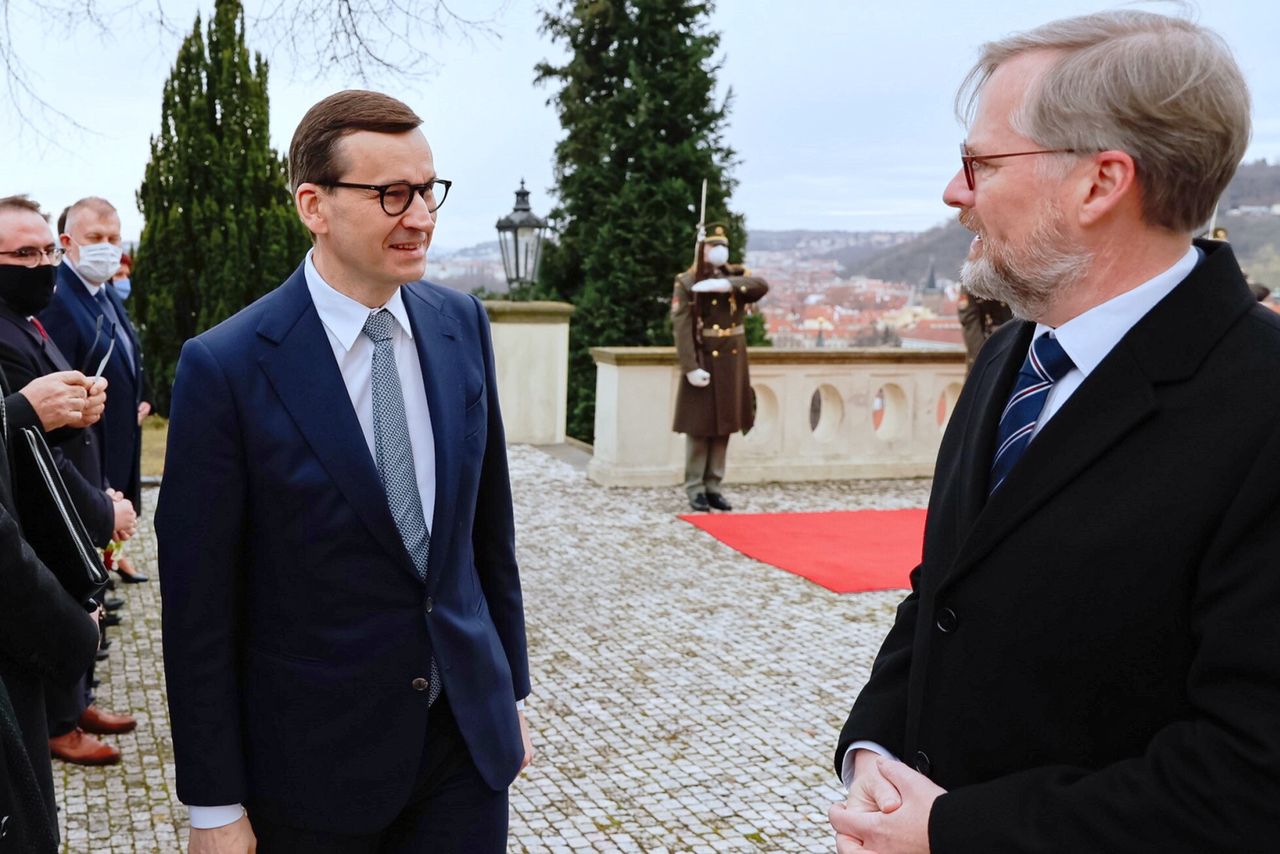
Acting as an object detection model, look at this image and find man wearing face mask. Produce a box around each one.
[0,194,112,851]
[671,225,769,512]
[40,199,150,578]
[0,195,140,765]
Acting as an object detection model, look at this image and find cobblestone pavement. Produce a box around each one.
[55,447,930,852]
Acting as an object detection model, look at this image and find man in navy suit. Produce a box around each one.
[157,90,533,853]
[39,198,149,522]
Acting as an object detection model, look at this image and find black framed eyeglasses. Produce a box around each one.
[960,144,1076,191]
[0,246,66,267]
[323,179,452,215]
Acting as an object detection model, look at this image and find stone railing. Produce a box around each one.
[589,346,967,486]
[484,301,575,445]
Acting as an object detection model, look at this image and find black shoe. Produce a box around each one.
[99,637,111,650]
[95,649,109,661]
[689,493,710,512]
[706,493,733,511]
[102,613,122,628]
[104,597,124,611]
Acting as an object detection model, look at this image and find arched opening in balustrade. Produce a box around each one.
[936,382,964,432]
[873,383,908,440]
[809,384,844,443]
[743,384,778,444]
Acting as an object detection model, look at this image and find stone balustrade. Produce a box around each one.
[483,300,575,445]
[589,346,967,486]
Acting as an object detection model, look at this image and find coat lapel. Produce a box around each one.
[401,283,461,592]
[939,240,1255,593]
[255,267,420,581]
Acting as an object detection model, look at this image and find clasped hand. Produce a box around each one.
[828,753,944,854]
[691,277,731,293]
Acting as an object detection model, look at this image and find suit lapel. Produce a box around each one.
[939,240,1254,593]
[255,268,420,581]
[950,321,1032,541]
[402,284,461,592]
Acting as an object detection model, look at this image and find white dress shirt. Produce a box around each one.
[188,252,437,829]
[839,245,1201,788]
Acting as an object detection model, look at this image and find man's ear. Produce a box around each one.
[1076,150,1138,227]
[295,184,329,236]
[58,232,72,249]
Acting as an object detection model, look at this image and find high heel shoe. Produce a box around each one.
[113,556,149,584]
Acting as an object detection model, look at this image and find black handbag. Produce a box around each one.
[9,424,110,605]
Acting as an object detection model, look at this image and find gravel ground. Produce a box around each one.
[54,446,930,853]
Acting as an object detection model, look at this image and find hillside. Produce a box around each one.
[842,160,1280,286]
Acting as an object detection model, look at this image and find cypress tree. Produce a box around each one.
[535,0,746,441]
[134,0,309,413]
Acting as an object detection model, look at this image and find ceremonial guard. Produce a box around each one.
[956,287,1012,371]
[671,225,768,512]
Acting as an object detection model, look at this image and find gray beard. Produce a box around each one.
[959,207,1092,322]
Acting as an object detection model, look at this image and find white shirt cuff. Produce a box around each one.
[516,698,526,711]
[840,741,897,789]
[188,804,245,829]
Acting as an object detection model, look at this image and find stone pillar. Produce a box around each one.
[483,301,575,445]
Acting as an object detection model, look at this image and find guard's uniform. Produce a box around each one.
[671,266,768,501]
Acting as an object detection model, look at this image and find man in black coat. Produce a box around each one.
[829,12,1280,853]
[0,196,139,767]
[0,198,102,851]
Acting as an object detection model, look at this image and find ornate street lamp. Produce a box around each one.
[495,180,548,295]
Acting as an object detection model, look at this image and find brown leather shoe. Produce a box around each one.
[49,728,121,766]
[79,705,137,735]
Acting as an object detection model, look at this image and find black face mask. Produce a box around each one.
[0,263,57,316]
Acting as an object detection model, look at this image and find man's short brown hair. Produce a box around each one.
[0,195,48,221]
[288,90,423,192]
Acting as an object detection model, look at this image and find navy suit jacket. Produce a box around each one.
[156,265,530,834]
[39,263,144,506]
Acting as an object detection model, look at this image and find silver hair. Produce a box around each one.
[957,10,1251,233]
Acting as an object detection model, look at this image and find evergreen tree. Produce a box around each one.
[536,0,745,441]
[134,0,309,413]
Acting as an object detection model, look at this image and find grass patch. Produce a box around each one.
[142,416,168,478]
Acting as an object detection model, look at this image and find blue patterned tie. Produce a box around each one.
[989,333,1074,495]
[363,309,441,705]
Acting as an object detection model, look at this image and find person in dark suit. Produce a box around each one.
[829,12,1280,853]
[157,90,532,854]
[0,196,139,767]
[0,199,103,852]
[40,198,150,586]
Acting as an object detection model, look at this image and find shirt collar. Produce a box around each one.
[1036,245,1199,378]
[304,250,414,354]
[63,258,104,297]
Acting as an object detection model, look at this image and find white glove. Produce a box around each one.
[691,278,731,293]
[686,369,711,387]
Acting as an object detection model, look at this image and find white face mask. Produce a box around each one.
[706,245,729,266]
[73,239,123,283]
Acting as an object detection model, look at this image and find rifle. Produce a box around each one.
[690,179,708,369]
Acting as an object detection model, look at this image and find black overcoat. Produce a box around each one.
[836,241,1280,851]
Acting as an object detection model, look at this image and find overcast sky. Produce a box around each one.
[3,0,1277,252]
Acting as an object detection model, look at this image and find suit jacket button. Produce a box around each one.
[935,608,959,633]
[914,750,931,775]
[424,596,434,614]
[411,677,429,691]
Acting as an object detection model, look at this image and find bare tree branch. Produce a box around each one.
[0,0,510,137]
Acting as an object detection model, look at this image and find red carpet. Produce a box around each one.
[679,509,926,593]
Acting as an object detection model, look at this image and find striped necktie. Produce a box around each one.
[989,333,1074,494]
